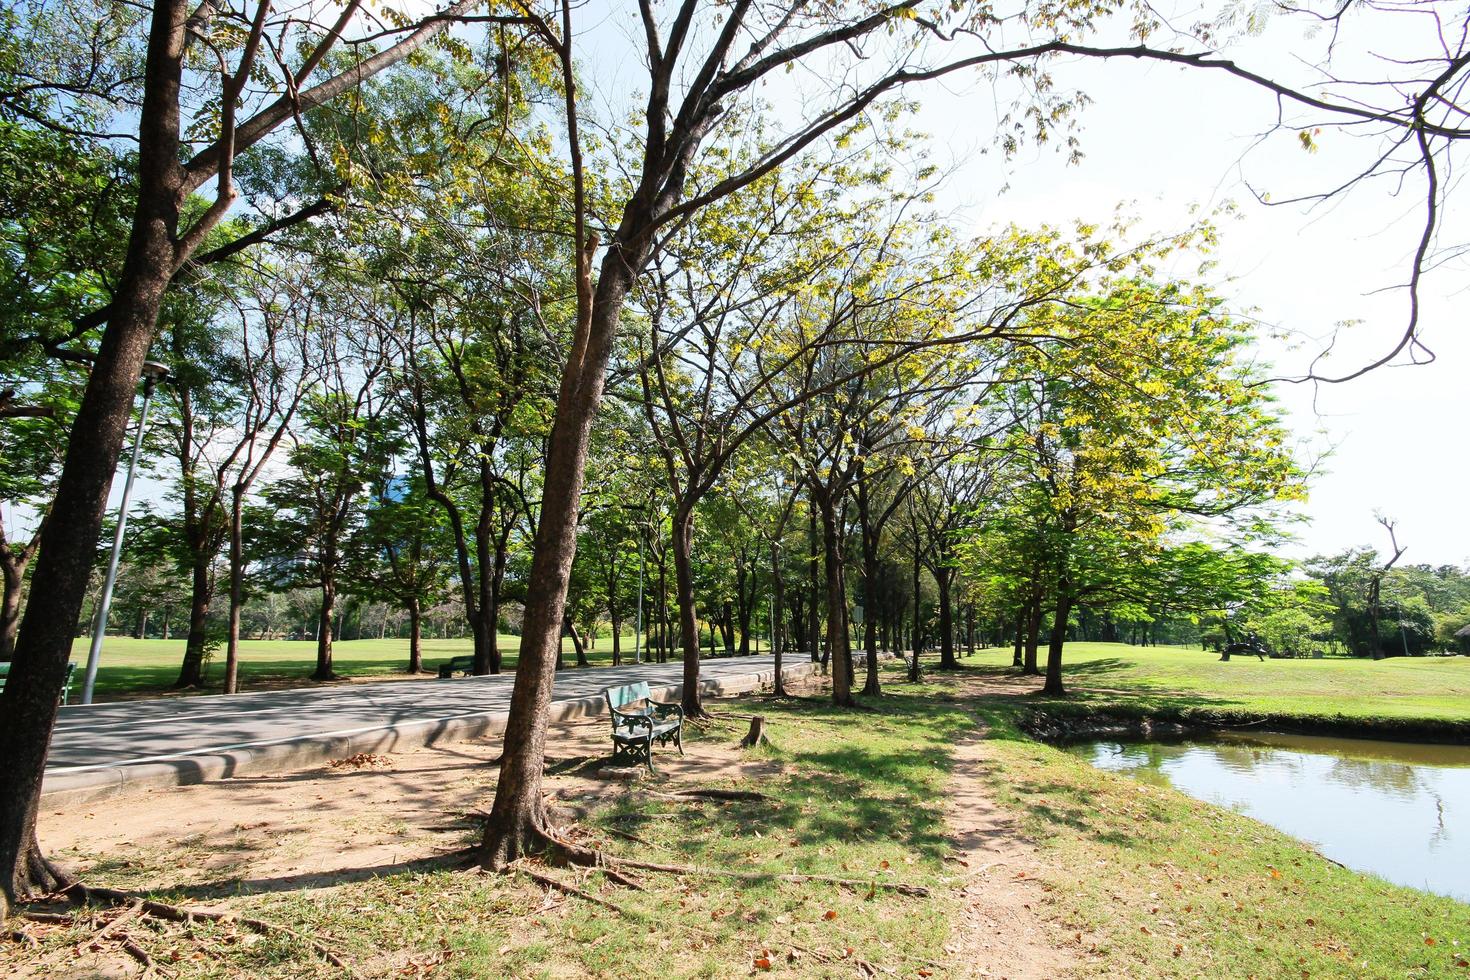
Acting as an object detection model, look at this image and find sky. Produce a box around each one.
[579,0,1469,565]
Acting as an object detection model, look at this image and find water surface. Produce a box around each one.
[1066,731,1470,901]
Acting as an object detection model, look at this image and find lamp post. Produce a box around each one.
[623,502,647,666]
[80,361,170,705]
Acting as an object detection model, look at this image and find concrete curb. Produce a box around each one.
[41,657,829,807]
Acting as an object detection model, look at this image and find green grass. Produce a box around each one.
[71,633,699,700]
[976,640,1470,728]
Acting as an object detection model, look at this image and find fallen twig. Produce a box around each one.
[7,928,38,948]
[21,910,74,924]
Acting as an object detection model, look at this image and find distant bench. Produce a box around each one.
[604,681,683,772]
[0,661,78,704]
[437,656,476,679]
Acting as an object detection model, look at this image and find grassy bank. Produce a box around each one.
[971,694,1470,977]
[67,633,677,700]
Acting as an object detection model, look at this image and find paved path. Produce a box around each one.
[43,653,812,805]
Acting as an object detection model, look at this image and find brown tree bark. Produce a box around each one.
[1042,588,1074,696]
[0,0,193,914]
[407,597,423,674]
[672,506,706,716]
[479,228,629,869]
[174,555,214,687]
[314,579,336,681]
[935,568,959,670]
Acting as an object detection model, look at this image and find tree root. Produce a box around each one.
[121,937,157,977]
[606,858,930,896]
[510,862,633,916]
[60,882,348,969]
[648,788,773,802]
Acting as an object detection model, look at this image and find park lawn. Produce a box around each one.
[974,640,1470,726]
[71,634,659,700]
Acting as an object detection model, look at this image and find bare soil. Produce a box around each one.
[940,674,1081,979]
[27,669,1082,978]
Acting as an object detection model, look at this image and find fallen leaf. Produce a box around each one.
[753,955,772,971]
[823,910,838,920]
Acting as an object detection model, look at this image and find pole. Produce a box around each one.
[634,529,644,665]
[81,374,158,705]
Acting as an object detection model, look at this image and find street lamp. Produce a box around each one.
[80,360,170,705]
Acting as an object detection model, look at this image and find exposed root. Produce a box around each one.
[510,862,633,916]
[121,937,157,976]
[60,882,348,969]
[605,858,930,896]
[21,910,75,924]
[648,788,773,802]
[7,928,38,948]
[598,866,646,891]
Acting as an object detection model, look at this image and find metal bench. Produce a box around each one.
[436,656,477,678]
[604,681,683,772]
[0,662,77,704]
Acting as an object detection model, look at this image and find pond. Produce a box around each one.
[1065,731,1470,902]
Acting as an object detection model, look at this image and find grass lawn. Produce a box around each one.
[70,633,714,701]
[975,640,1470,727]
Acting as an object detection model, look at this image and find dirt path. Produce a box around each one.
[941,673,1079,979]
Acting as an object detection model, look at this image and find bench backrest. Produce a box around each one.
[605,681,651,711]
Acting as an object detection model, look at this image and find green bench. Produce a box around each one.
[0,662,77,704]
[437,656,477,679]
[604,681,684,772]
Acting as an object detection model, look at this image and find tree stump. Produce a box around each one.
[740,715,770,749]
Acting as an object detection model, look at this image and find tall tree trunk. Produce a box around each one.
[671,506,705,716]
[175,554,213,687]
[566,614,588,667]
[1042,588,1074,696]
[1011,612,1024,668]
[966,604,975,657]
[0,0,193,915]
[407,597,423,673]
[0,553,29,659]
[817,495,854,707]
[314,579,336,680]
[770,548,787,697]
[609,611,622,665]
[936,569,958,670]
[1023,595,1042,676]
[478,235,634,869]
[856,468,881,697]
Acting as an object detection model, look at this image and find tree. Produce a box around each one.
[346,475,454,674]
[0,0,488,909]
[261,327,393,681]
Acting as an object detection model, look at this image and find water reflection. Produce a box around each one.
[1068,732,1470,902]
